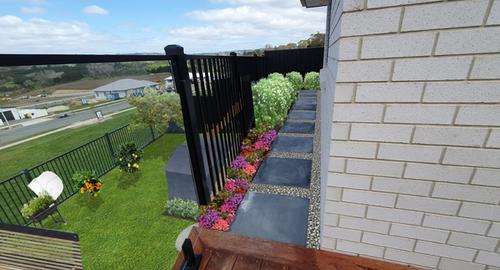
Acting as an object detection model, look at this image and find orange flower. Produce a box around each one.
[85,181,92,189]
[80,187,85,193]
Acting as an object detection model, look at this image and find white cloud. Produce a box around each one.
[168,1,326,52]
[82,5,109,16]
[20,6,45,15]
[0,15,132,53]
[0,1,326,54]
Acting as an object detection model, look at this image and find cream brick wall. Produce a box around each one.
[320,0,500,269]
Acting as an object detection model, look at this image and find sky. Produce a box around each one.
[0,0,326,54]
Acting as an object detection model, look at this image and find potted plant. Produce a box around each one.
[117,143,142,173]
[20,193,55,222]
[73,170,102,196]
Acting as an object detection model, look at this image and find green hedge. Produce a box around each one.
[286,71,303,92]
[304,72,320,90]
[252,75,295,129]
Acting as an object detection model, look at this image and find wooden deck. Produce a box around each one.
[173,227,423,270]
[0,223,82,270]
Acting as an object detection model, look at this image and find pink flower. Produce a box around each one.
[224,180,238,193]
[219,202,237,214]
[254,141,269,151]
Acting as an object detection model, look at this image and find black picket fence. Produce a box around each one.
[0,124,164,225]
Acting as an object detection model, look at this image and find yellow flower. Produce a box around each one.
[133,163,139,168]
[127,163,131,168]
[80,187,85,193]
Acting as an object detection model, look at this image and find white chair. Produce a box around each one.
[27,171,65,225]
[28,171,64,201]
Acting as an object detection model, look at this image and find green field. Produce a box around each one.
[43,134,191,270]
[0,109,136,179]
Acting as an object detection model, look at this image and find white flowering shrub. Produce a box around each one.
[268,72,285,80]
[286,71,303,93]
[304,72,320,90]
[252,76,295,129]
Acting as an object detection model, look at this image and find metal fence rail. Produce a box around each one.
[0,124,163,225]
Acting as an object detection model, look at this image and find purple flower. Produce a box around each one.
[231,156,249,170]
[224,193,244,209]
[198,209,221,229]
[257,130,277,147]
[233,179,249,190]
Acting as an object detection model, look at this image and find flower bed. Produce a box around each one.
[198,129,277,231]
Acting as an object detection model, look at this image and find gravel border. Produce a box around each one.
[305,91,322,249]
[249,183,310,198]
[278,132,313,138]
[269,152,313,160]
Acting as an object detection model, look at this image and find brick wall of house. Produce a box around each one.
[320,0,500,269]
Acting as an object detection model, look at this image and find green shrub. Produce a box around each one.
[252,76,295,129]
[164,198,200,220]
[286,71,303,92]
[20,193,54,219]
[267,72,285,80]
[304,72,320,90]
[117,143,142,173]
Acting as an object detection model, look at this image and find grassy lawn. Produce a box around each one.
[0,109,136,179]
[44,134,193,270]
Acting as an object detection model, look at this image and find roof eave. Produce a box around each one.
[300,0,328,8]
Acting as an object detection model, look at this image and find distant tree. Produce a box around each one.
[307,32,325,48]
[86,63,114,78]
[145,63,170,74]
[274,32,325,50]
[128,88,183,131]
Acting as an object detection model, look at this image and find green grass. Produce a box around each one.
[0,110,136,179]
[44,134,192,270]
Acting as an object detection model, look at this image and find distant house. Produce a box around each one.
[0,107,48,121]
[93,79,159,100]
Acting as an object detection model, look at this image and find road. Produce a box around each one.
[0,101,132,147]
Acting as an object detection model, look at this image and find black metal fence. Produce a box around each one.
[0,46,324,211]
[166,45,256,205]
[0,124,163,225]
[263,47,324,76]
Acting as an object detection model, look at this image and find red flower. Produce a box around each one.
[212,219,230,231]
[243,164,256,176]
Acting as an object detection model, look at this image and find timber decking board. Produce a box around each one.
[173,228,424,270]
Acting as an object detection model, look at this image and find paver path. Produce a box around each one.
[230,90,321,248]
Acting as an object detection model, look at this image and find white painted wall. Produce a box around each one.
[320,1,500,269]
[17,109,48,119]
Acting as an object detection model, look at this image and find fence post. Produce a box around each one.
[149,125,156,141]
[23,169,33,183]
[165,44,210,205]
[104,132,114,158]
